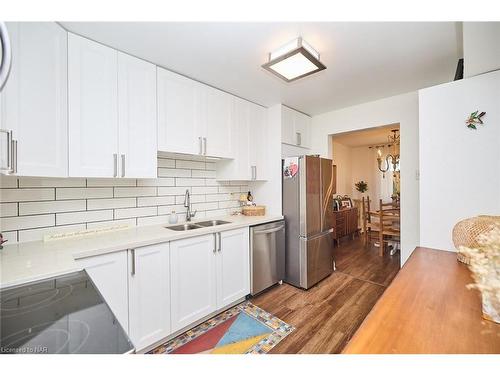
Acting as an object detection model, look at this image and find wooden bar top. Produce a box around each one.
[343,247,500,354]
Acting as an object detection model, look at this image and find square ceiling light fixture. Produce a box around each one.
[262,37,326,82]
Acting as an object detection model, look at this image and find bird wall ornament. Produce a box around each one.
[466,110,486,130]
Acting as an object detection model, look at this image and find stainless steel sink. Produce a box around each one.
[166,223,203,231]
[195,220,231,227]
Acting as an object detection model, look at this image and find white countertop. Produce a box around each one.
[0,215,283,289]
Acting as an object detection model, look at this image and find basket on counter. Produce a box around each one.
[452,215,500,264]
[242,205,266,216]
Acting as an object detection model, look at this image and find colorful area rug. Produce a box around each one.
[150,302,294,354]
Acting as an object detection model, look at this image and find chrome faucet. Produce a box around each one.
[184,189,197,221]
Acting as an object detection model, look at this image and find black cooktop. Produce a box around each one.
[0,271,133,354]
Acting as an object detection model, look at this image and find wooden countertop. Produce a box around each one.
[343,247,500,354]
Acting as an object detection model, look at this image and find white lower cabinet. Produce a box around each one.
[78,227,250,351]
[170,228,250,332]
[128,243,171,351]
[76,251,129,333]
[217,228,250,307]
[170,234,218,332]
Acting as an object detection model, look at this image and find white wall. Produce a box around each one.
[350,146,380,202]
[463,22,500,78]
[311,92,420,264]
[419,70,500,251]
[331,141,352,196]
[249,104,282,216]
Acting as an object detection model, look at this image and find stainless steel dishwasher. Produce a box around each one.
[250,220,285,295]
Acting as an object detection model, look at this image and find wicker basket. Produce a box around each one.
[242,205,266,216]
[452,215,500,264]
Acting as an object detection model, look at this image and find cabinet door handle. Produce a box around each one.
[131,249,136,275]
[217,232,222,252]
[203,137,207,156]
[296,132,301,146]
[198,137,203,155]
[213,233,217,253]
[11,139,17,174]
[113,154,118,177]
[251,166,257,180]
[0,129,13,173]
[121,154,125,177]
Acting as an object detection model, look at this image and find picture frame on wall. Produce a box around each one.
[341,199,352,209]
[333,195,353,210]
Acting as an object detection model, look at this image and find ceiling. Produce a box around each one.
[60,22,460,115]
[332,124,400,147]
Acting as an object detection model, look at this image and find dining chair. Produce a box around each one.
[376,199,400,256]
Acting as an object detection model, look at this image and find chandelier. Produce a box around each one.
[377,129,400,178]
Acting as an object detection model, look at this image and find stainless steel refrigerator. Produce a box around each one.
[282,155,335,289]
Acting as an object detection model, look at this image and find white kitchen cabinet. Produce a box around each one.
[216,228,250,307]
[294,111,311,148]
[170,228,250,332]
[0,22,68,177]
[281,105,311,148]
[76,251,129,333]
[128,243,171,351]
[249,103,269,180]
[77,226,250,349]
[118,52,157,178]
[68,33,157,178]
[281,105,296,146]
[202,85,233,158]
[170,234,217,332]
[68,33,119,177]
[216,99,268,181]
[157,68,234,159]
[157,68,202,155]
[216,97,250,180]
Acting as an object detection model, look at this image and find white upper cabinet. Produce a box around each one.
[294,110,311,148]
[216,228,250,307]
[216,97,249,180]
[128,243,171,351]
[170,234,217,332]
[249,104,269,180]
[216,98,268,181]
[0,22,68,177]
[201,85,233,158]
[157,68,234,159]
[157,68,202,155]
[118,52,157,178]
[68,33,119,177]
[281,106,296,146]
[281,105,311,149]
[68,33,157,178]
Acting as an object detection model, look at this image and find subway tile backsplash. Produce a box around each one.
[0,156,248,244]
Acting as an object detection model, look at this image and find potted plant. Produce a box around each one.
[460,225,500,324]
[355,180,368,194]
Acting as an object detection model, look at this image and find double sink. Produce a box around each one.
[166,220,231,231]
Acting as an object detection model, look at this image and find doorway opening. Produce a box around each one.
[330,123,401,286]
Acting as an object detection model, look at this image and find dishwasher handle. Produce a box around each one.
[253,225,285,235]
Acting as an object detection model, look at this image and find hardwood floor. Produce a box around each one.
[250,236,400,353]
